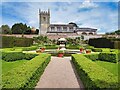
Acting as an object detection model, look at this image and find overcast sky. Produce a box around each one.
[1,0,119,34]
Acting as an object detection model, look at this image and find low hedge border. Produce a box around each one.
[2,53,51,89]
[2,52,38,62]
[85,52,118,63]
[72,54,118,89]
[22,46,38,51]
[84,53,99,61]
[45,45,58,49]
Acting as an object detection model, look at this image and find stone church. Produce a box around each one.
[39,9,97,39]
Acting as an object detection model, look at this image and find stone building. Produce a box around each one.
[39,9,97,38]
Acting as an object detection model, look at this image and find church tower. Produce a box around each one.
[39,9,50,35]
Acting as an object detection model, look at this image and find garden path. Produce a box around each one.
[35,56,84,89]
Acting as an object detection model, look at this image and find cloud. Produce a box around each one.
[80,0,98,8]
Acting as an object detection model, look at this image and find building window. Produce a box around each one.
[89,32,93,35]
[51,27,55,31]
[63,27,67,31]
[82,32,87,35]
[69,27,73,31]
[57,27,61,31]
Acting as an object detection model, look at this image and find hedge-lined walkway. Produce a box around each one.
[35,56,84,88]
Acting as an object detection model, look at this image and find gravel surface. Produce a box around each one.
[35,56,84,89]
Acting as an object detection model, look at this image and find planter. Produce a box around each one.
[41,48,45,52]
[86,50,91,54]
[36,50,41,53]
[80,48,84,52]
[58,53,64,57]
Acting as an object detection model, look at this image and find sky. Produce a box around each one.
[0,0,119,34]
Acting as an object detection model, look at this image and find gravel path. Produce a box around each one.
[35,56,84,89]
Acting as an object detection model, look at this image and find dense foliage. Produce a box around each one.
[72,54,118,89]
[33,35,51,44]
[2,54,51,89]
[106,30,120,35]
[2,36,33,48]
[1,25,11,34]
[88,38,114,48]
[11,23,31,34]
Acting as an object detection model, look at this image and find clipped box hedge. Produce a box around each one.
[84,53,99,61]
[99,52,118,63]
[2,36,33,48]
[72,54,118,89]
[2,52,37,62]
[92,48,102,52]
[22,46,38,51]
[2,53,51,89]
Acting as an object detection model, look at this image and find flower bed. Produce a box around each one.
[2,53,51,89]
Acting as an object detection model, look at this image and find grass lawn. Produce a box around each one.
[95,61,118,76]
[2,60,28,74]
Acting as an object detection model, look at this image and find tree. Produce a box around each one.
[1,25,12,34]
[106,30,120,35]
[115,30,120,35]
[11,23,28,34]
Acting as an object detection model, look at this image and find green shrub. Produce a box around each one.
[2,36,33,48]
[2,54,51,89]
[2,52,25,62]
[22,46,38,51]
[2,52,37,62]
[72,54,118,89]
[92,48,102,52]
[84,53,99,61]
[88,38,114,49]
[99,52,118,63]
